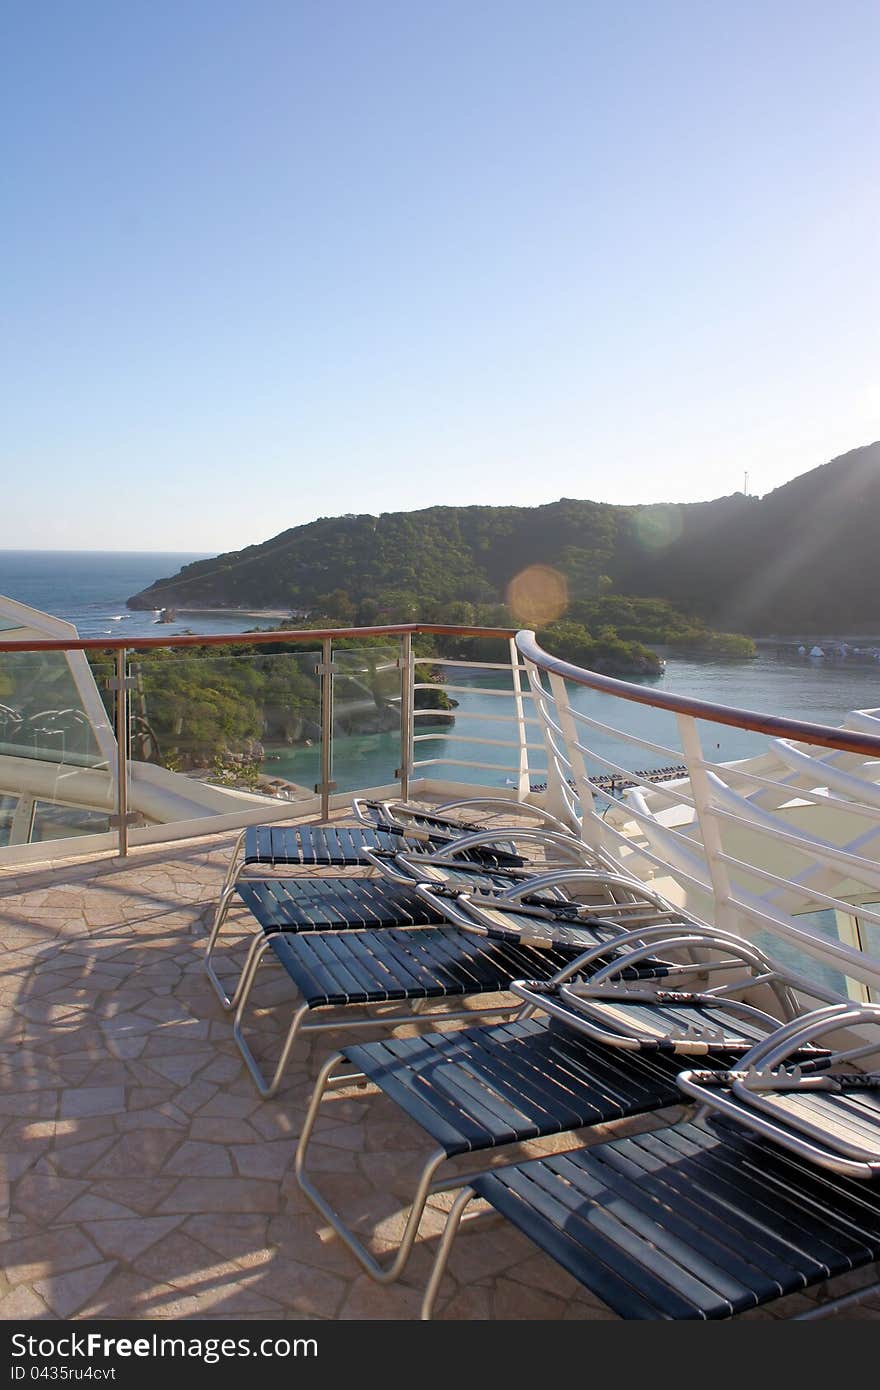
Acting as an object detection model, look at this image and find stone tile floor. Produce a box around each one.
[1,823,878,1322]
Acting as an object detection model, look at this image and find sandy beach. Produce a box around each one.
[177,607,297,621]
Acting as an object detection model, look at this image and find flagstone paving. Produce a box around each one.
[1,825,878,1321]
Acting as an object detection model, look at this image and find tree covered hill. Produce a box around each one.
[128,442,880,636]
[613,442,880,633]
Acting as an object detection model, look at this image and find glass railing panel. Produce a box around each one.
[0,651,117,853]
[128,648,322,806]
[752,909,854,1001]
[31,802,112,843]
[860,910,880,957]
[330,646,401,793]
[0,650,110,767]
[854,903,880,1002]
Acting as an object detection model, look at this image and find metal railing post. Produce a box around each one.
[509,637,531,802]
[398,631,414,801]
[114,647,129,857]
[548,669,592,833]
[677,712,736,935]
[317,637,334,820]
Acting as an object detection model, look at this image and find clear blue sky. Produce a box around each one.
[3,1,878,553]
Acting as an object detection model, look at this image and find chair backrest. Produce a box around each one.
[352,797,590,864]
[678,1002,880,1176]
[359,845,567,899]
[510,924,807,1052]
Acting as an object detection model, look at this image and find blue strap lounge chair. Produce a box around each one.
[420,1111,880,1319]
[205,846,600,1011]
[294,1019,724,1285]
[293,912,809,1282]
[228,879,703,1097]
[231,926,589,1098]
[206,873,445,1010]
[210,815,591,943]
[420,1002,875,1319]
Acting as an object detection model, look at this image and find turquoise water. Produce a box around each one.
[270,649,880,794]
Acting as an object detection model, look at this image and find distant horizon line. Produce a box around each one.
[0,547,217,556]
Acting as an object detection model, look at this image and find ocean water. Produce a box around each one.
[275,650,880,795]
[3,548,880,789]
[0,550,276,639]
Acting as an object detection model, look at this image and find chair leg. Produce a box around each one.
[204,831,248,1008]
[231,936,310,1097]
[211,831,246,930]
[793,1279,880,1319]
[208,925,266,1013]
[421,1186,478,1319]
[295,1051,448,1283]
[233,997,312,1099]
[235,984,520,1097]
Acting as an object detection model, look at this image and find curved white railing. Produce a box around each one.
[517,629,880,1002]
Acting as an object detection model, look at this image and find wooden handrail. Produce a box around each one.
[0,622,518,655]
[516,629,880,758]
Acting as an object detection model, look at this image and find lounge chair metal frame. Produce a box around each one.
[678,1002,880,1176]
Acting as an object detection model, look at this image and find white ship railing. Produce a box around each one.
[517,629,880,1002]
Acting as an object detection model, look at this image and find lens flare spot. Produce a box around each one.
[633,505,683,551]
[506,565,568,626]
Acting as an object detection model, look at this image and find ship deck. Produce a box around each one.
[2,818,879,1322]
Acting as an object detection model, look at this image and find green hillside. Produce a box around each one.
[128,441,880,638]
